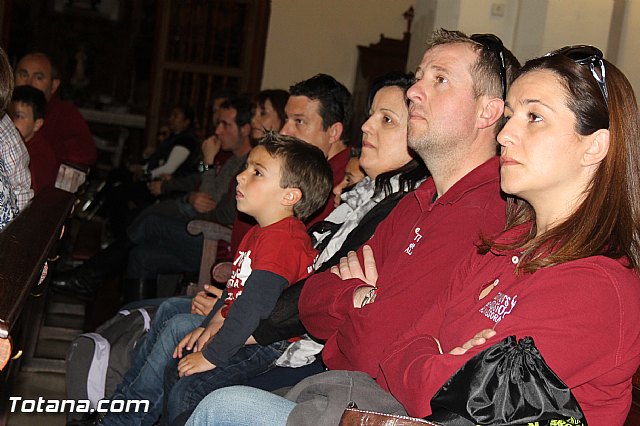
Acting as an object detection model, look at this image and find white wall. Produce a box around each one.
[617,0,640,92]
[262,0,640,94]
[408,0,639,92]
[540,0,613,54]
[261,0,415,91]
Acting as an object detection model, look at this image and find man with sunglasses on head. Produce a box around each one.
[183,28,521,426]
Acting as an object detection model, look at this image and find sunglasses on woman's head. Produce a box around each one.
[545,45,608,107]
[470,33,507,101]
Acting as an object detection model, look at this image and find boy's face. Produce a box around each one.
[9,101,42,142]
[235,145,298,227]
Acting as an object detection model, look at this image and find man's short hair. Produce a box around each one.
[289,74,353,144]
[258,131,333,221]
[0,47,14,111]
[209,88,236,110]
[11,86,47,120]
[428,29,520,101]
[220,97,252,128]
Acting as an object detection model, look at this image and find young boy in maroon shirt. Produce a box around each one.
[9,85,58,194]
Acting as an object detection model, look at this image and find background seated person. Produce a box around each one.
[15,52,95,168]
[101,105,200,239]
[51,97,253,302]
[331,147,365,208]
[146,91,233,199]
[0,46,20,227]
[9,85,58,194]
[131,106,200,181]
[280,74,353,227]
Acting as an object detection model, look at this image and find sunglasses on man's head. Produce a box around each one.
[545,45,608,107]
[470,33,507,101]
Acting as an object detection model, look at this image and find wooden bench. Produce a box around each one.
[0,187,75,425]
[186,219,232,294]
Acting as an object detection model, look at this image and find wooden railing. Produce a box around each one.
[0,188,75,337]
[0,187,75,425]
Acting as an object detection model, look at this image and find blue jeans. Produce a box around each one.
[185,385,294,426]
[162,339,290,425]
[103,302,204,426]
[124,297,193,378]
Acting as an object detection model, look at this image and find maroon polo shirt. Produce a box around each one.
[300,156,506,377]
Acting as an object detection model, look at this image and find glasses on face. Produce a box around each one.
[544,45,608,107]
[470,33,507,100]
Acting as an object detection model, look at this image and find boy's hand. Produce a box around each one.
[195,314,224,350]
[177,351,216,377]
[173,327,205,359]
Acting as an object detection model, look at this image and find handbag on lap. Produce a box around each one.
[425,335,587,425]
[339,336,587,426]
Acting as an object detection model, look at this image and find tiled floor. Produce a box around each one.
[7,371,67,426]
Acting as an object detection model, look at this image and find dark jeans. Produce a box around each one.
[161,339,290,425]
[126,213,203,280]
[247,359,326,391]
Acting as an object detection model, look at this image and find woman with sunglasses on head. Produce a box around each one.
[378,46,640,424]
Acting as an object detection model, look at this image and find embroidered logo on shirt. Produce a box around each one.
[479,291,517,324]
[404,227,423,256]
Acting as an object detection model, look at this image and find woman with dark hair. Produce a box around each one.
[375,47,640,424]
[250,89,289,140]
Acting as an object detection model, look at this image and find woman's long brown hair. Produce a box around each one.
[480,54,640,273]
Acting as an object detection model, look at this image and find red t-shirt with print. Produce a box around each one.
[222,216,316,317]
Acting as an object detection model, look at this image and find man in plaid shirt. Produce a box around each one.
[0,47,23,227]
